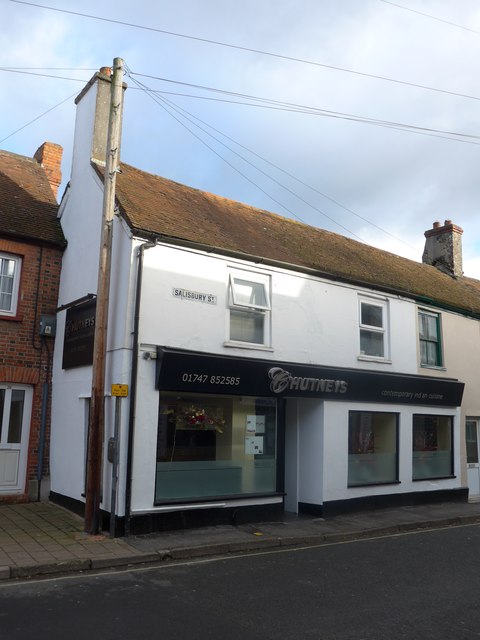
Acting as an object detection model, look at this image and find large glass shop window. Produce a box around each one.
[155,392,277,502]
[412,414,453,480]
[348,411,398,486]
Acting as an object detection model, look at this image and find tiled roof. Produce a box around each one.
[0,149,66,247]
[113,162,480,317]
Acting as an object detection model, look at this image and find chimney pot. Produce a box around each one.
[99,67,112,77]
[432,221,441,229]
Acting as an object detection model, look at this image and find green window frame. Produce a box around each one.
[418,310,442,367]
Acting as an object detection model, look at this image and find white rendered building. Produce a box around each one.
[50,69,480,534]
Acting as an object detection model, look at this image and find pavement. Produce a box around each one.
[2,499,480,581]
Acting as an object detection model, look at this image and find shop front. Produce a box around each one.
[132,347,465,531]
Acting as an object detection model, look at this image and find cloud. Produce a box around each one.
[2,0,480,276]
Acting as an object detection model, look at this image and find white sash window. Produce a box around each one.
[228,271,271,347]
[0,253,21,316]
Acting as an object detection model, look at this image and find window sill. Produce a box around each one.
[223,341,274,352]
[420,364,446,371]
[0,313,22,322]
[357,355,392,364]
[348,480,401,488]
[154,492,284,507]
[412,475,455,482]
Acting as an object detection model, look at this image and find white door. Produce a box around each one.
[466,419,480,500]
[0,385,33,494]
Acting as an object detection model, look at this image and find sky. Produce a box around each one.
[2,0,480,277]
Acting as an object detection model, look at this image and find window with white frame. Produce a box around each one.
[228,271,271,346]
[0,253,21,316]
[359,297,388,358]
[418,310,443,367]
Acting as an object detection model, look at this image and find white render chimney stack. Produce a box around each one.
[69,66,125,184]
[422,219,464,278]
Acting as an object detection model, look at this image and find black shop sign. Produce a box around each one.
[62,299,96,369]
[156,347,464,408]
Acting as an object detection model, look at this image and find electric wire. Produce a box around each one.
[2,67,479,147]
[379,0,480,36]
[150,89,480,146]
[0,60,472,247]
[128,71,399,244]
[0,67,89,83]
[158,93,416,248]
[130,73,480,146]
[8,0,480,103]
[128,73,313,229]
[0,91,77,144]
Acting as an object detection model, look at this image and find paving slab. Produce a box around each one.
[2,499,480,581]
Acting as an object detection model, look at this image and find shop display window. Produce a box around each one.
[348,411,398,486]
[412,414,453,480]
[155,392,277,502]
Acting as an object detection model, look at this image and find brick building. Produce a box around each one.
[0,143,65,502]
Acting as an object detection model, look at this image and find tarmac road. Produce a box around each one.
[1,523,480,640]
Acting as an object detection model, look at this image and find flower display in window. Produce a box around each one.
[175,405,225,433]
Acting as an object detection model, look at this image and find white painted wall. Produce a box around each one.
[52,218,464,514]
[50,220,136,513]
[126,244,421,513]
[284,400,299,512]
[51,76,137,514]
[137,243,418,371]
[51,71,467,519]
[297,399,324,506]
[130,352,160,512]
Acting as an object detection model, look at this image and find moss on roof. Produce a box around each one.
[113,162,480,317]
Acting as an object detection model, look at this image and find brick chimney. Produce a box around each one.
[422,219,463,277]
[34,142,63,199]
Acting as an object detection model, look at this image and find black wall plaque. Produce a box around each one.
[62,299,96,369]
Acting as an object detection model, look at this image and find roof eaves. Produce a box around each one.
[128,227,477,313]
[0,228,67,250]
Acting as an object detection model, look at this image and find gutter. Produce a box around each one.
[124,239,156,536]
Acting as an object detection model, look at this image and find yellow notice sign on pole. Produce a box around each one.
[111,384,128,397]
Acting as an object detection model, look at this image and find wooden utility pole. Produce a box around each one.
[85,58,124,535]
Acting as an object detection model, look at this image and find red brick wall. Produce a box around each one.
[0,237,63,502]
